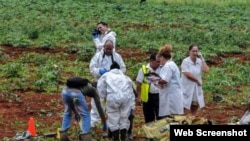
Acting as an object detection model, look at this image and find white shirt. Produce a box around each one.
[136,64,160,94]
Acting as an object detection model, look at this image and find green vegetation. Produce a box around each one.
[1,0,249,140]
[0,0,249,108]
[0,0,249,98]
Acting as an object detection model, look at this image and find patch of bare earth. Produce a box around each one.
[0,46,248,140]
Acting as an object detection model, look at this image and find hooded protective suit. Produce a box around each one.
[89,50,126,127]
[97,68,135,132]
[89,49,126,80]
[93,29,116,52]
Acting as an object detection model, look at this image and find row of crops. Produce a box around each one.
[0,0,249,103]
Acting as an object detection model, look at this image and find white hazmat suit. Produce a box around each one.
[89,50,126,127]
[93,30,116,53]
[97,68,135,132]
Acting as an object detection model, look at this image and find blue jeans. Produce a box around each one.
[61,88,91,134]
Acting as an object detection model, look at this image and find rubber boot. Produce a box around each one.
[59,130,70,141]
[120,129,127,141]
[79,132,92,141]
[112,130,120,141]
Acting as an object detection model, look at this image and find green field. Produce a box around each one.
[0,0,250,140]
[0,0,250,100]
[0,0,249,104]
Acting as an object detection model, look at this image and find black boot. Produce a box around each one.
[59,130,70,141]
[120,129,127,141]
[112,130,120,141]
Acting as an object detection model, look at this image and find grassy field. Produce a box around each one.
[0,0,249,140]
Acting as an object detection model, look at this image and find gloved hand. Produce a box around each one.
[99,68,107,75]
[93,33,98,39]
[197,52,205,62]
[92,29,99,39]
[102,123,107,131]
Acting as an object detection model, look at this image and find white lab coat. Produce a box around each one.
[97,69,135,132]
[181,57,205,109]
[93,30,116,52]
[158,60,184,117]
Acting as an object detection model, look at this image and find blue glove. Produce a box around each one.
[130,109,134,115]
[102,123,107,131]
[92,29,99,39]
[99,68,107,75]
[93,33,98,39]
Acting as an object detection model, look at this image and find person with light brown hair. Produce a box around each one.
[181,44,209,116]
[156,44,184,119]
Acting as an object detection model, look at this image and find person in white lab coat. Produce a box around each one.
[97,61,135,141]
[157,44,184,119]
[181,44,209,116]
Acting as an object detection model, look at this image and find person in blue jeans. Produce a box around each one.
[60,77,106,141]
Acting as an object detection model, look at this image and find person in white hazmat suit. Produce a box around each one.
[92,21,117,53]
[97,61,135,141]
[89,40,126,129]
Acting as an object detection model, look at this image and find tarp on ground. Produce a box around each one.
[142,115,209,141]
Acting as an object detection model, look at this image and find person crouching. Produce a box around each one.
[59,77,91,141]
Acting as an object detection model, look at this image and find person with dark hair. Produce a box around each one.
[181,44,209,116]
[92,21,117,52]
[136,52,161,121]
[97,62,135,141]
[157,44,184,119]
[110,61,120,70]
[59,77,106,141]
[135,52,160,141]
[89,40,126,136]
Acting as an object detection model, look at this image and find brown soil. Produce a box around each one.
[0,46,249,140]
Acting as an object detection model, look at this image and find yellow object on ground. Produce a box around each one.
[142,115,209,141]
[56,128,61,139]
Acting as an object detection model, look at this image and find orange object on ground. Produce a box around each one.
[27,117,37,136]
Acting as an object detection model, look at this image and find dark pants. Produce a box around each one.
[143,93,159,123]
[128,112,134,134]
